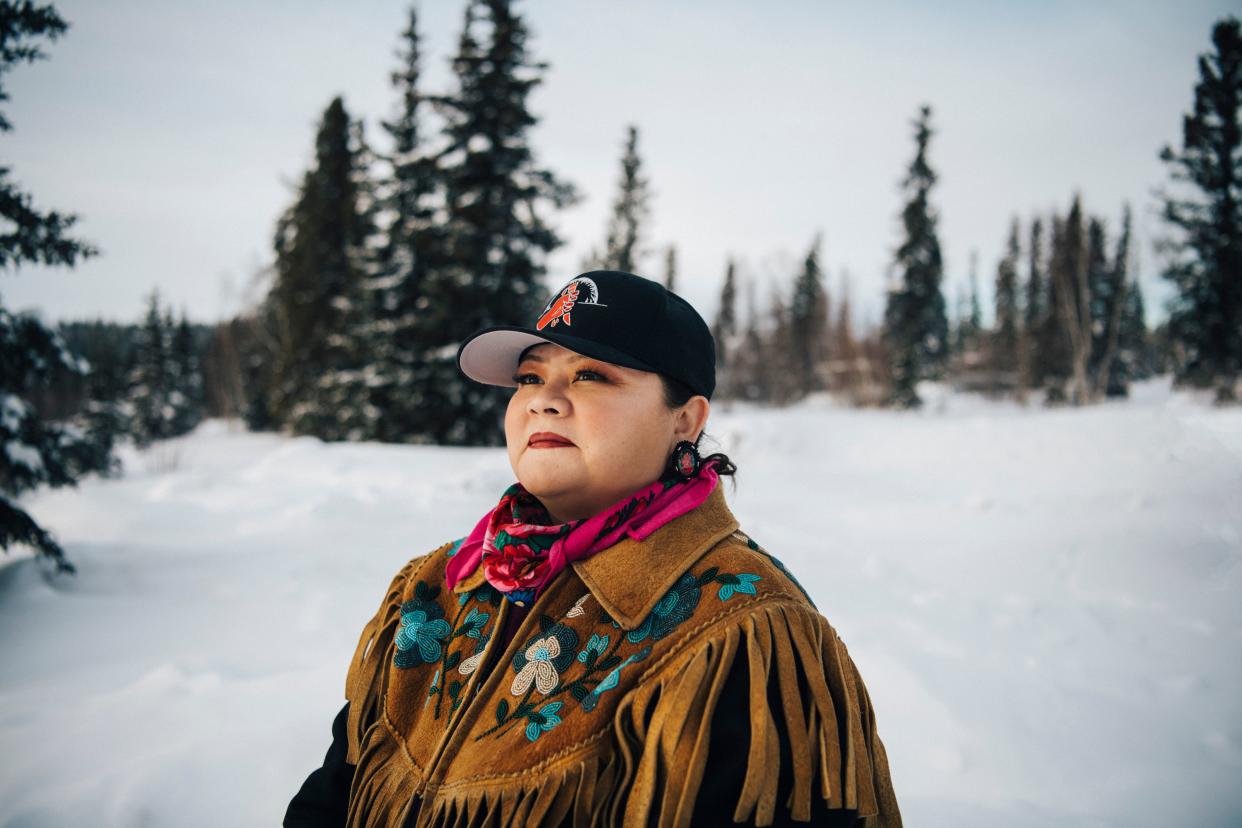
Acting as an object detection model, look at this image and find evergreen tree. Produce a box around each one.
[1022,217,1046,390]
[368,5,444,443]
[1,1,111,574]
[1093,206,1133,397]
[948,282,966,360]
[833,272,861,396]
[1083,217,1111,381]
[169,310,205,434]
[266,96,377,438]
[127,296,207,444]
[1,300,119,574]
[1157,17,1242,398]
[951,250,983,366]
[789,234,828,396]
[765,282,799,405]
[1116,277,1153,385]
[1041,211,1075,401]
[663,244,677,292]
[0,1,97,269]
[229,304,281,431]
[711,257,737,375]
[56,319,131,403]
[594,124,650,274]
[992,219,1021,387]
[424,0,577,444]
[882,105,948,407]
[1049,196,1092,403]
[310,118,384,441]
[127,291,175,447]
[726,277,769,403]
[1040,197,1134,403]
[966,250,982,347]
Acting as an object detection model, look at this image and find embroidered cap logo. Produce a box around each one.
[535,277,604,331]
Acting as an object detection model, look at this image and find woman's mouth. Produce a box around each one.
[528,432,575,448]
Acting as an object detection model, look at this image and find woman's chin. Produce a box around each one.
[516,469,583,503]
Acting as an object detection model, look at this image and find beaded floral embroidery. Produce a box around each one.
[477,565,762,743]
[395,579,503,720]
[394,581,451,668]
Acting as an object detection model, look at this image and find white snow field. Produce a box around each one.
[1,377,1240,827]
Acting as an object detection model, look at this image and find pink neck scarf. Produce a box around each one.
[445,459,722,606]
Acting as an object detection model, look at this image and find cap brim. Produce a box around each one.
[457,326,660,387]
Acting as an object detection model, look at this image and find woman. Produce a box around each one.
[285,270,902,828]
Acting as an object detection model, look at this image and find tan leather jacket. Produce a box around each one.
[342,485,902,827]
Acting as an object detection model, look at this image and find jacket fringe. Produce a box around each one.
[419,751,624,828]
[344,556,428,764]
[611,600,902,828]
[344,563,900,827]
[346,719,420,828]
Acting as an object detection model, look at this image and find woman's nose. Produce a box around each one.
[527,380,569,414]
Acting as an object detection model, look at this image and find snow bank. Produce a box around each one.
[2,378,1239,827]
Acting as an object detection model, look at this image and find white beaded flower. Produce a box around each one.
[510,635,562,695]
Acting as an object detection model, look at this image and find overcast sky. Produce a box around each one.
[2,0,1235,330]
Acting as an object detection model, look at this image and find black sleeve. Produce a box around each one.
[687,658,860,827]
[284,701,356,828]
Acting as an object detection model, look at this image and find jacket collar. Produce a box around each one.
[450,484,740,631]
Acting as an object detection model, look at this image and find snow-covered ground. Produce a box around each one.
[2,376,1240,827]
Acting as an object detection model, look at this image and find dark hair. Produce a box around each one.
[658,374,738,479]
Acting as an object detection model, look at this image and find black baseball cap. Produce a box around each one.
[456,270,716,399]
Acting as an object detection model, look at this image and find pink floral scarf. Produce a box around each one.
[445,458,722,606]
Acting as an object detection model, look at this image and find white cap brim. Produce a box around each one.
[457,329,556,387]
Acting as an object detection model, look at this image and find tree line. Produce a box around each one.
[3,3,1240,575]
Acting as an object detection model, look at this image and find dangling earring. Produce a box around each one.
[668,440,701,480]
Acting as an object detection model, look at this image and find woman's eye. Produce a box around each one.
[511,369,606,385]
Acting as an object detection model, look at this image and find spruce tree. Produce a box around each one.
[663,244,677,292]
[948,282,965,361]
[726,277,769,403]
[789,234,828,397]
[127,291,176,447]
[229,305,280,431]
[425,0,577,444]
[1083,217,1112,386]
[368,6,444,443]
[311,118,384,442]
[1116,277,1152,385]
[711,257,738,377]
[952,250,983,366]
[266,96,377,438]
[882,105,948,407]
[833,273,860,396]
[967,252,982,347]
[765,282,798,405]
[1157,17,1242,398]
[1,299,120,574]
[1023,217,1046,390]
[593,124,650,274]
[1,1,111,574]
[992,219,1021,389]
[1041,211,1073,401]
[1093,206,1133,397]
[0,1,97,269]
[1048,196,1093,403]
[169,311,205,434]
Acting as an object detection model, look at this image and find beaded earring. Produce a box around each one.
[668,439,701,480]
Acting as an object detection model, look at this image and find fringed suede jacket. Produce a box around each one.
[285,486,902,827]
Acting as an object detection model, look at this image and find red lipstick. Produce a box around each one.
[528,431,575,448]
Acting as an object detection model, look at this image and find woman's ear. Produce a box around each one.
[673,395,711,444]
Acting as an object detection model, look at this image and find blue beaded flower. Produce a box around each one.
[394,581,451,668]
